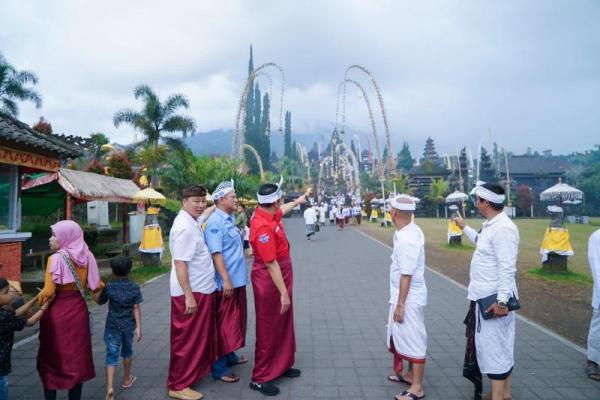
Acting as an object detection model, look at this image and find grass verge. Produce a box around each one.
[439,243,476,252]
[527,267,593,285]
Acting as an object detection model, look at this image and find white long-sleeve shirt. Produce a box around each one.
[389,222,427,306]
[589,229,600,309]
[463,212,519,303]
[303,208,317,224]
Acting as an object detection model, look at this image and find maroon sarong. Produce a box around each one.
[167,292,218,391]
[216,286,247,356]
[251,256,295,383]
[37,291,95,390]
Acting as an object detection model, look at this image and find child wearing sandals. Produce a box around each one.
[94,256,143,400]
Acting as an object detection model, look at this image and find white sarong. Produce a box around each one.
[588,308,600,364]
[387,302,427,360]
[475,303,515,374]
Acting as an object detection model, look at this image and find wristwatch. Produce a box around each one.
[497,300,508,309]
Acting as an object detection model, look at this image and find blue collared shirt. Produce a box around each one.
[204,208,248,290]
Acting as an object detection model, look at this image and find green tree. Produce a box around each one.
[390,173,413,195]
[284,111,292,159]
[0,51,42,117]
[88,132,110,160]
[396,142,414,172]
[426,178,450,218]
[106,153,133,179]
[113,85,196,150]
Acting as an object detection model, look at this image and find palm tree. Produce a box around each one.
[0,52,42,117]
[113,85,196,150]
[426,178,450,218]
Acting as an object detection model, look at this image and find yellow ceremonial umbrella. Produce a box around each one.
[133,187,167,206]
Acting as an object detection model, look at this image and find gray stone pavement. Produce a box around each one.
[8,217,600,399]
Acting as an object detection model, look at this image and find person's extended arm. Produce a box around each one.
[394,275,412,323]
[198,205,216,224]
[26,296,53,326]
[14,293,39,317]
[453,215,478,244]
[264,260,290,314]
[134,303,142,342]
[212,253,234,297]
[174,260,197,315]
[280,194,307,216]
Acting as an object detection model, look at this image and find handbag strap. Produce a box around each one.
[60,252,86,299]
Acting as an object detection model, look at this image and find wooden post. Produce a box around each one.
[122,203,129,245]
[65,193,72,220]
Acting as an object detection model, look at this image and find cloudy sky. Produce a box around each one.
[1,0,599,156]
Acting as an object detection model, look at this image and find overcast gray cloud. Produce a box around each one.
[1,0,599,156]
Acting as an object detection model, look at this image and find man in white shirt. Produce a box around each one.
[386,195,427,400]
[335,206,345,230]
[586,229,600,381]
[453,183,519,400]
[303,203,318,240]
[167,185,217,400]
[329,204,336,226]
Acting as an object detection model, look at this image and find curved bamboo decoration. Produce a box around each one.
[344,65,394,173]
[241,143,264,181]
[342,78,384,179]
[339,143,361,194]
[232,63,285,158]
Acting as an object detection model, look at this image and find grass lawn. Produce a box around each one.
[368,217,598,278]
[130,244,171,285]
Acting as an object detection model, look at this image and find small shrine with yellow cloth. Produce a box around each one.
[369,209,379,222]
[447,205,463,245]
[540,205,573,272]
[139,207,163,254]
[133,187,166,266]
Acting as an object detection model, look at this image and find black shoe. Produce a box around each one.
[249,381,280,396]
[283,368,301,378]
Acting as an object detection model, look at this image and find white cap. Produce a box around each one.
[389,194,416,211]
[212,179,234,201]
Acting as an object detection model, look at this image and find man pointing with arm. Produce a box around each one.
[248,180,306,396]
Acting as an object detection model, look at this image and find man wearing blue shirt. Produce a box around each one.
[205,180,248,383]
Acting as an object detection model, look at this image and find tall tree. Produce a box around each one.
[479,146,495,182]
[458,147,469,191]
[88,132,110,160]
[284,111,292,159]
[426,178,450,218]
[396,141,414,172]
[0,51,42,117]
[113,85,196,150]
[260,92,271,170]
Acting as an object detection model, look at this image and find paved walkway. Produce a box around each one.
[8,217,600,399]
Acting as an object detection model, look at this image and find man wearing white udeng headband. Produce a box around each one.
[454,183,520,400]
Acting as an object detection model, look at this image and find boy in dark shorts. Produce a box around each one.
[95,256,143,400]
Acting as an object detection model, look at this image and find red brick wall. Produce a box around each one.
[0,242,22,282]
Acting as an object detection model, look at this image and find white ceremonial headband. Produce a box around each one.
[389,194,416,211]
[474,186,505,204]
[257,176,284,204]
[212,179,235,201]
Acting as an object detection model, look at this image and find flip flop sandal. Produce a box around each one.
[219,374,240,383]
[387,375,412,385]
[121,375,137,389]
[586,365,600,381]
[394,390,425,400]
